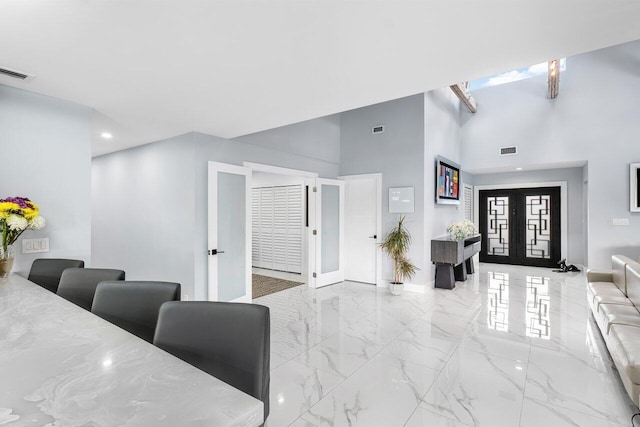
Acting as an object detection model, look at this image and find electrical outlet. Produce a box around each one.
[22,238,49,253]
[612,218,630,226]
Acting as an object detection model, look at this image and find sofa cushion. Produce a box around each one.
[609,324,640,384]
[598,304,640,334]
[593,293,633,312]
[588,282,623,303]
[625,262,640,309]
[587,283,625,313]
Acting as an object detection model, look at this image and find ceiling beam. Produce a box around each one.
[548,59,560,99]
[450,82,477,113]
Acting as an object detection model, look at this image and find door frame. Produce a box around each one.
[243,162,318,287]
[207,161,252,302]
[339,173,383,287]
[474,181,568,261]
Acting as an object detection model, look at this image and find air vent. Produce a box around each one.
[372,125,384,134]
[0,66,35,82]
[500,146,518,156]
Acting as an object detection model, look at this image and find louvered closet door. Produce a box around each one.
[251,189,261,268]
[263,188,275,268]
[285,186,303,272]
[251,185,303,273]
[463,184,473,222]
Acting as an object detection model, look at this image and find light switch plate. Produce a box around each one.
[22,238,49,253]
[612,218,630,226]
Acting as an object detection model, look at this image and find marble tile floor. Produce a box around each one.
[254,263,637,427]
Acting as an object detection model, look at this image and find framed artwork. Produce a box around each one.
[631,163,640,212]
[435,156,461,205]
[389,187,414,213]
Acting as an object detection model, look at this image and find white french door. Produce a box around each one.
[207,161,252,302]
[311,178,345,288]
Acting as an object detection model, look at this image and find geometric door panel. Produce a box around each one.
[480,187,560,268]
[486,196,510,257]
[525,195,551,259]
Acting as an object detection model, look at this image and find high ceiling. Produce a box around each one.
[2,1,640,156]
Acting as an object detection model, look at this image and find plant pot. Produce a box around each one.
[388,282,404,296]
[0,244,15,279]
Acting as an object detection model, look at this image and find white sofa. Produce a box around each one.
[587,255,640,405]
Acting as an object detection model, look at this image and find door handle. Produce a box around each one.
[208,249,225,255]
[369,235,377,239]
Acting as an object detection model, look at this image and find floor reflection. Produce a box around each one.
[526,275,550,339]
[487,272,509,332]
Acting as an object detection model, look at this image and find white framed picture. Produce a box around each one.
[389,187,414,213]
[631,163,640,212]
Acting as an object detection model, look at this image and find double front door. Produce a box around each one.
[479,187,561,268]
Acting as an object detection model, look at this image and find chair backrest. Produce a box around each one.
[57,268,125,310]
[154,301,270,419]
[28,258,85,293]
[92,281,181,343]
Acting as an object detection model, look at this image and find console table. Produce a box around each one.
[431,234,481,289]
[0,274,263,426]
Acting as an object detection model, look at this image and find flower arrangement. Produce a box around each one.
[446,220,478,241]
[0,197,46,254]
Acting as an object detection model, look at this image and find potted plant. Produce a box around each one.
[379,216,418,295]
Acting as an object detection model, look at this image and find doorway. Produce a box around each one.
[341,173,382,286]
[251,171,306,297]
[479,187,561,268]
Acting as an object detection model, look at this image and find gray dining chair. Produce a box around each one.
[57,268,125,310]
[154,301,270,423]
[28,258,85,293]
[91,281,181,343]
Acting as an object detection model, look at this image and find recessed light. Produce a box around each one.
[515,167,523,171]
[101,132,113,140]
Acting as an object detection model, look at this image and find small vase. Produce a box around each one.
[389,282,404,296]
[0,244,15,279]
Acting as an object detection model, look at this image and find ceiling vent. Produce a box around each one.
[372,125,384,134]
[0,66,36,82]
[500,146,518,156]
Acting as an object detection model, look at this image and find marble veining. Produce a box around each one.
[0,275,263,427]
[257,262,636,426]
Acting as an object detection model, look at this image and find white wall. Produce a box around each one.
[340,95,427,285]
[470,167,585,265]
[252,172,305,188]
[92,134,196,294]
[424,88,465,281]
[93,115,340,300]
[0,85,91,276]
[461,39,640,269]
[192,131,339,299]
[234,114,341,165]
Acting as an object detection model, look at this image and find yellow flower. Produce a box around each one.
[0,202,20,218]
[23,206,38,220]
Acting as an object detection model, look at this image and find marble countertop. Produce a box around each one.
[0,274,263,426]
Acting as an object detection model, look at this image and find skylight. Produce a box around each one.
[470,58,566,90]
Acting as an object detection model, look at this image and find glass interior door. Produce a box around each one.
[313,178,345,288]
[208,161,252,302]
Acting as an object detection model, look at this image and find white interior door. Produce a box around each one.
[313,178,345,288]
[208,161,252,302]
[343,174,381,285]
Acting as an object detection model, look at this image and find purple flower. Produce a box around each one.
[0,197,31,208]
